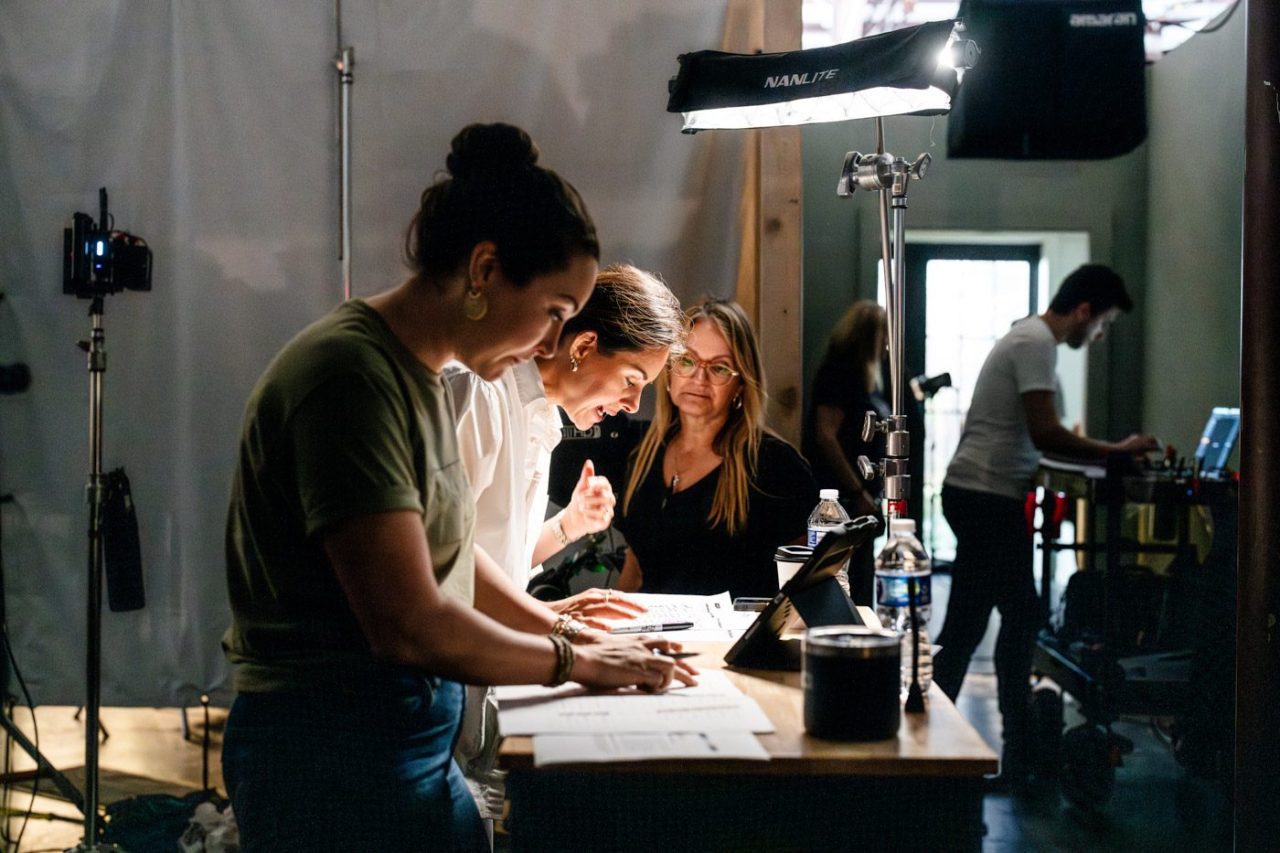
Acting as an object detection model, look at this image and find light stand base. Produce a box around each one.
[905,681,926,713]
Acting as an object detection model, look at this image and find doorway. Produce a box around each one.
[902,243,1042,564]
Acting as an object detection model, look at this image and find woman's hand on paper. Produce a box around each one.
[551,587,645,629]
[572,636,696,692]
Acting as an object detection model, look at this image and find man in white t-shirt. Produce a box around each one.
[934,264,1159,789]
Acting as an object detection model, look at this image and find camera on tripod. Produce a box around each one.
[63,188,152,298]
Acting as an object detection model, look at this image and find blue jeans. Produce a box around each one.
[222,675,487,852]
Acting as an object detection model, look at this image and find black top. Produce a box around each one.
[616,433,818,599]
[802,356,890,498]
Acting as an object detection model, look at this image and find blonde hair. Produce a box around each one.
[623,299,766,536]
[825,300,887,391]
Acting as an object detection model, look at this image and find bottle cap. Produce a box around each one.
[889,518,916,536]
[819,488,840,501]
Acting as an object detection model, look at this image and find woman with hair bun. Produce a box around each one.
[221,124,689,851]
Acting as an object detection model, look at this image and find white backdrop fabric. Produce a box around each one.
[0,0,742,706]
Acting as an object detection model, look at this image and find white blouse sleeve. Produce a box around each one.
[446,367,506,500]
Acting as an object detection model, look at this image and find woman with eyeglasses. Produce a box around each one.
[616,299,818,599]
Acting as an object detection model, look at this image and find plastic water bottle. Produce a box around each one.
[808,488,852,594]
[874,518,933,698]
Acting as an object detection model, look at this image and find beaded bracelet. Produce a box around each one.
[561,617,587,642]
[546,634,575,686]
[552,613,588,641]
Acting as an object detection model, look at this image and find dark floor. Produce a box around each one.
[3,572,1234,851]
[931,571,1234,852]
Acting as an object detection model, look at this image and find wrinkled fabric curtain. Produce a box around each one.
[0,0,741,706]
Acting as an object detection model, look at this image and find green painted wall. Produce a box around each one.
[1143,10,1245,460]
[801,15,1245,457]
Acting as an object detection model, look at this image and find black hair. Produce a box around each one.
[404,123,599,287]
[1048,264,1134,315]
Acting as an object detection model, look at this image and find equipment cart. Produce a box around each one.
[1029,454,1236,809]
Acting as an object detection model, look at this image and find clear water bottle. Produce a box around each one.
[808,488,852,594]
[874,518,933,698]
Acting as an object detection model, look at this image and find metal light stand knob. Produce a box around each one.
[861,409,885,443]
[855,455,880,483]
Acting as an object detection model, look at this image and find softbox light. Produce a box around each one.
[667,20,963,131]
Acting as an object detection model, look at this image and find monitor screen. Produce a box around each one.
[1195,406,1240,476]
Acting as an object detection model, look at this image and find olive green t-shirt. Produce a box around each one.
[222,300,475,693]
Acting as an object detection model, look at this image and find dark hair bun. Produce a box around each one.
[446,123,540,180]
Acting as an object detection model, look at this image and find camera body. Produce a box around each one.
[63,188,152,298]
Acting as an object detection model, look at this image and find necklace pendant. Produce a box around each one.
[670,473,680,491]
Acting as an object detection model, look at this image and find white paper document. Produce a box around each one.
[495,669,774,735]
[532,731,770,766]
[605,591,750,641]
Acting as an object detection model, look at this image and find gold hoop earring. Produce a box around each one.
[569,356,580,372]
[463,287,488,321]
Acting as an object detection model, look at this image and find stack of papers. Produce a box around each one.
[496,669,773,766]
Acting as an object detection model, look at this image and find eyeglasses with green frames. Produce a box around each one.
[669,353,739,386]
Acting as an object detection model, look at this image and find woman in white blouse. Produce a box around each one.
[447,262,687,824]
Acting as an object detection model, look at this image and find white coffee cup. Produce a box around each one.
[775,545,814,591]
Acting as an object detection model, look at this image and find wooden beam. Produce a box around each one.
[757,0,804,444]
[1237,2,1280,846]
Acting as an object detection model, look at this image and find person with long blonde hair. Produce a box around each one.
[616,299,817,599]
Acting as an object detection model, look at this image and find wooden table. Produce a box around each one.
[499,642,998,851]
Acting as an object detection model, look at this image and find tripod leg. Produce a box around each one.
[0,708,86,813]
[71,707,109,742]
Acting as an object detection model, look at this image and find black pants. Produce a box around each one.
[933,485,1040,756]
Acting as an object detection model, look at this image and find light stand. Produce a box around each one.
[666,19,977,716]
[60,187,151,852]
[335,0,354,300]
[839,120,933,711]
[910,373,953,561]
[72,296,121,852]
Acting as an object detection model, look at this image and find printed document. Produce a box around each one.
[532,731,770,766]
[495,669,774,735]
